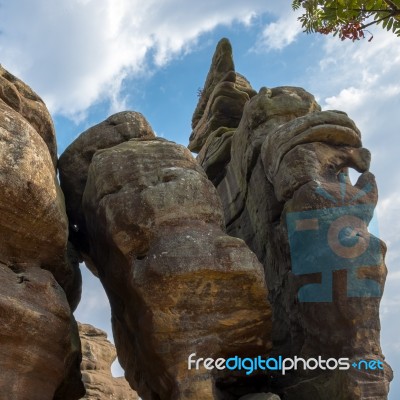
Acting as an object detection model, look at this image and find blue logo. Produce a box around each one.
[286,173,382,302]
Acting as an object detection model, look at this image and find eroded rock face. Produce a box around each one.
[0,264,83,400]
[79,323,138,400]
[59,125,272,399]
[0,66,84,399]
[190,39,392,399]
[189,37,256,153]
[239,394,281,400]
[58,111,156,276]
[0,66,81,309]
[0,65,57,166]
[4,34,389,400]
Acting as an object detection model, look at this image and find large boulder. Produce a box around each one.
[0,264,83,400]
[0,65,81,308]
[0,66,84,399]
[58,111,156,275]
[59,126,273,399]
[191,39,392,399]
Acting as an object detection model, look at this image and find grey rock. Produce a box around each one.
[239,393,281,400]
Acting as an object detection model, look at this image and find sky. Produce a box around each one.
[0,0,399,397]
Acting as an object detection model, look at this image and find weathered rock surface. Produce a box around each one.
[0,264,83,400]
[191,39,392,399]
[79,323,138,400]
[1,36,392,400]
[189,37,256,152]
[0,66,84,399]
[58,111,156,275]
[59,125,272,399]
[239,393,281,400]
[0,65,57,166]
[0,65,81,308]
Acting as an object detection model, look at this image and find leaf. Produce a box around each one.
[387,17,394,30]
[382,17,389,29]
[292,0,302,10]
[292,0,400,40]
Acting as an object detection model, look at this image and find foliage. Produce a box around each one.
[292,0,400,41]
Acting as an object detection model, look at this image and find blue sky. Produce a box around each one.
[1,1,399,397]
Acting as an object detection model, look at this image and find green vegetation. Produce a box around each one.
[292,0,400,40]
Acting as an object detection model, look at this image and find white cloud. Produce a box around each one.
[255,7,303,51]
[0,0,282,120]
[303,29,400,194]
[74,266,111,324]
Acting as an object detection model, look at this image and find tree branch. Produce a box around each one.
[325,8,393,13]
[361,13,392,29]
[382,0,399,11]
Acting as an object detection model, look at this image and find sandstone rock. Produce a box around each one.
[239,393,281,400]
[196,126,235,185]
[0,66,81,308]
[58,111,155,275]
[59,127,272,399]
[192,39,392,399]
[79,323,138,400]
[0,66,84,399]
[0,96,65,265]
[0,264,84,400]
[282,363,392,400]
[189,38,256,152]
[191,38,234,131]
[0,65,57,166]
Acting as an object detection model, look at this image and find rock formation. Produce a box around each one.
[189,38,256,154]
[0,264,82,400]
[59,119,273,399]
[0,66,84,399]
[0,37,393,400]
[58,111,155,276]
[239,394,281,400]
[79,323,138,399]
[189,38,392,399]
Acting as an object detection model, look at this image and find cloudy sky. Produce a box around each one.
[1,0,399,397]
